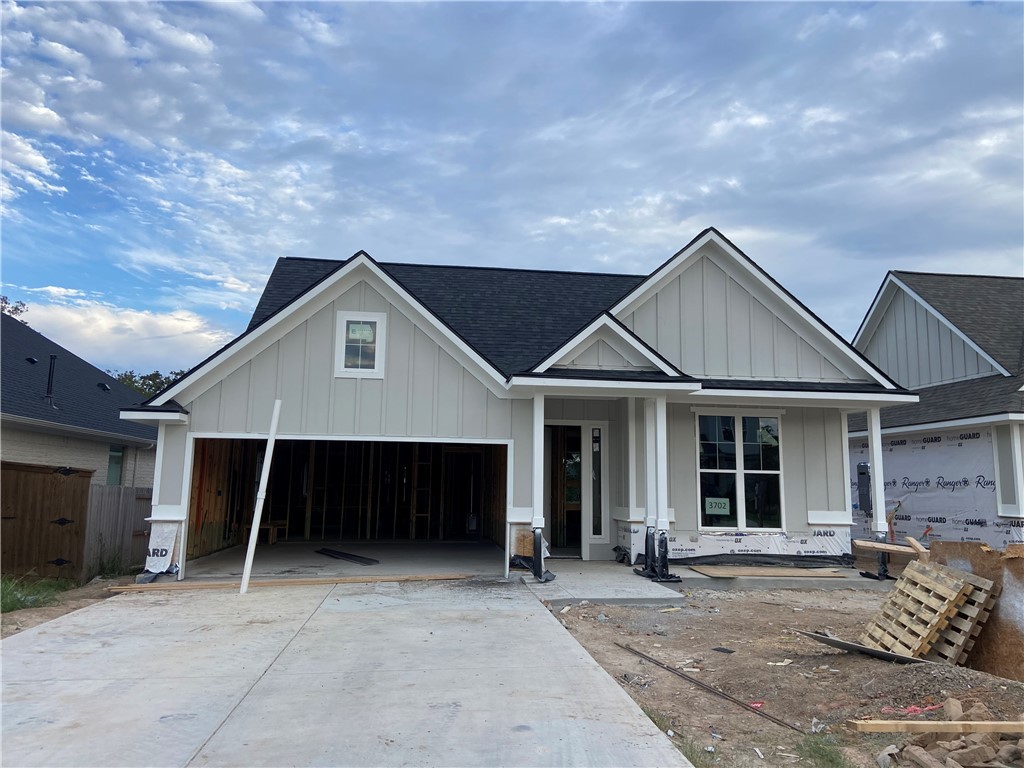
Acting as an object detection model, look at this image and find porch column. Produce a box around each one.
[655,395,669,532]
[644,398,657,528]
[531,393,545,529]
[866,407,887,534]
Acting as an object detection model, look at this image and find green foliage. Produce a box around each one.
[87,535,136,580]
[0,295,28,321]
[0,575,71,613]
[108,368,188,397]
[639,705,715,767]
[796,734,857,768]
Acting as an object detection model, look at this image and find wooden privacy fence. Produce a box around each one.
[84,486,153,577]
[2,461,153,581]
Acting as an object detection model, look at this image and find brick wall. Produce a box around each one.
[0,425,155,487]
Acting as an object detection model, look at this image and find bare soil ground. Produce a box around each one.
[552,587,1024,767]
[1,575,135,639]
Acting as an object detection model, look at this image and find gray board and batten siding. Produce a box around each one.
[860,285,998,390]
[619,246,867,383]
[172,275,536,510]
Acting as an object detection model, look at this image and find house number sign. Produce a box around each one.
[704,497,731,516]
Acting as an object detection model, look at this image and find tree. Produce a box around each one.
[1,295,27,322]
[109,369,188,397]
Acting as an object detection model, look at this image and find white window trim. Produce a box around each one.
[334,310,387,378]
[695,412,786,533]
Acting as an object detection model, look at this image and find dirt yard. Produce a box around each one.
[552,587,1024,767]
[1,575,135,639]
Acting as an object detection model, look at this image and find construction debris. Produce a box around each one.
[796,560,999,668]
[858,699,1024,767]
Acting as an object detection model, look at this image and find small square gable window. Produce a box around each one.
[335,311,387,378]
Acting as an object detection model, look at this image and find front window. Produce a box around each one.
[335,311,387,377]
[698,414,782,529]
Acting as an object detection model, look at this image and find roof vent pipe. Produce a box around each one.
[45,354,57,407]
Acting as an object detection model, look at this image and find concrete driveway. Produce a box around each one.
[2,578,690,767]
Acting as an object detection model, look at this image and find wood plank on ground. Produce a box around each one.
[853,540,918,555]
[107,573,471,593]
[688,566,843,578]
[849,720,1024,734]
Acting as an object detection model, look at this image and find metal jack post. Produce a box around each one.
[856,461,892,581]
[633,526,658,579]
[532,527,556,583]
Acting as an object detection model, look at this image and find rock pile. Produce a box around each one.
[878,700,1024,768]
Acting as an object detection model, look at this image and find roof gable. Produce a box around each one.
[248,258,643,378]
[610,228,896,388]
[889,271,1021,375]
[534,313,682,376]
[147,253,515,407]
[1,314,156,443]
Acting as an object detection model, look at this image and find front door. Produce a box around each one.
[543,422,609,559]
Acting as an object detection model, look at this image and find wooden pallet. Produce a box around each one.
[922,563,998,665]
[858,560,971,657]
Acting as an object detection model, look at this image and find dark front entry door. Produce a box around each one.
[442,449,484,541]
[547,426,582,554]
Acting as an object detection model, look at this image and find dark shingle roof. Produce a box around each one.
[1,314,157,443]
[849,373,1024,432]
[248,257,644,377]
[892,271,1024,375]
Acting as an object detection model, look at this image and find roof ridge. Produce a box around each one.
[893,269,1024,281]
[380,261,645,279]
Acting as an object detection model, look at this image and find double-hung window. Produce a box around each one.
[698,414,782,529]
[335,311,387,378]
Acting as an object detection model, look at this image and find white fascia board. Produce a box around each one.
[848,412,1023,437]
[532,314,680,376]
[152,255,509,406]
[610,231,713,317]
[509,377,701,398]
[883,275,1011,377]
[852,277,897,350]
[613,230,896,390]
[120,410,189,424]
[690,389,918,408]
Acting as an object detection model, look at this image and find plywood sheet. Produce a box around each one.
[931,541,1024,682]
[688,566,843,578]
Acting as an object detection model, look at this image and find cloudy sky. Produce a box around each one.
[2,1,1021,374]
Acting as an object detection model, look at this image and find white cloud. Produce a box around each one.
[26,300,233,372]
[707,102,773,140]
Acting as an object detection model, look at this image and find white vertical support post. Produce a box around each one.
[627,396,638,512]
[866,407,887,535]
[1011,425,1024,515]
[644,398,657,529]
[655,395,669,532]
[240,399,282,594]
[531,394,545,529]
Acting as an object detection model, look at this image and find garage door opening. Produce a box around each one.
[186,439,507,561]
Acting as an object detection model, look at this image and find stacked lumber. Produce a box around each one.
[858,560,998,665]
[853,699,1024,767]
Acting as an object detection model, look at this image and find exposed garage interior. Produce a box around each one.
[185,438,507,562]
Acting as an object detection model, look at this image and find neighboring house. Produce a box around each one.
[1,313,157,578]
[123,228,915,580]
[849,271,1024,549]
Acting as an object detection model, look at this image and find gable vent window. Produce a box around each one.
[335,311,387,378]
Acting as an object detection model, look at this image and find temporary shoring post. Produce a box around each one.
[240,399,282,594]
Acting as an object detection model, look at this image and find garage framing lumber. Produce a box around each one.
[107,573,471,592]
